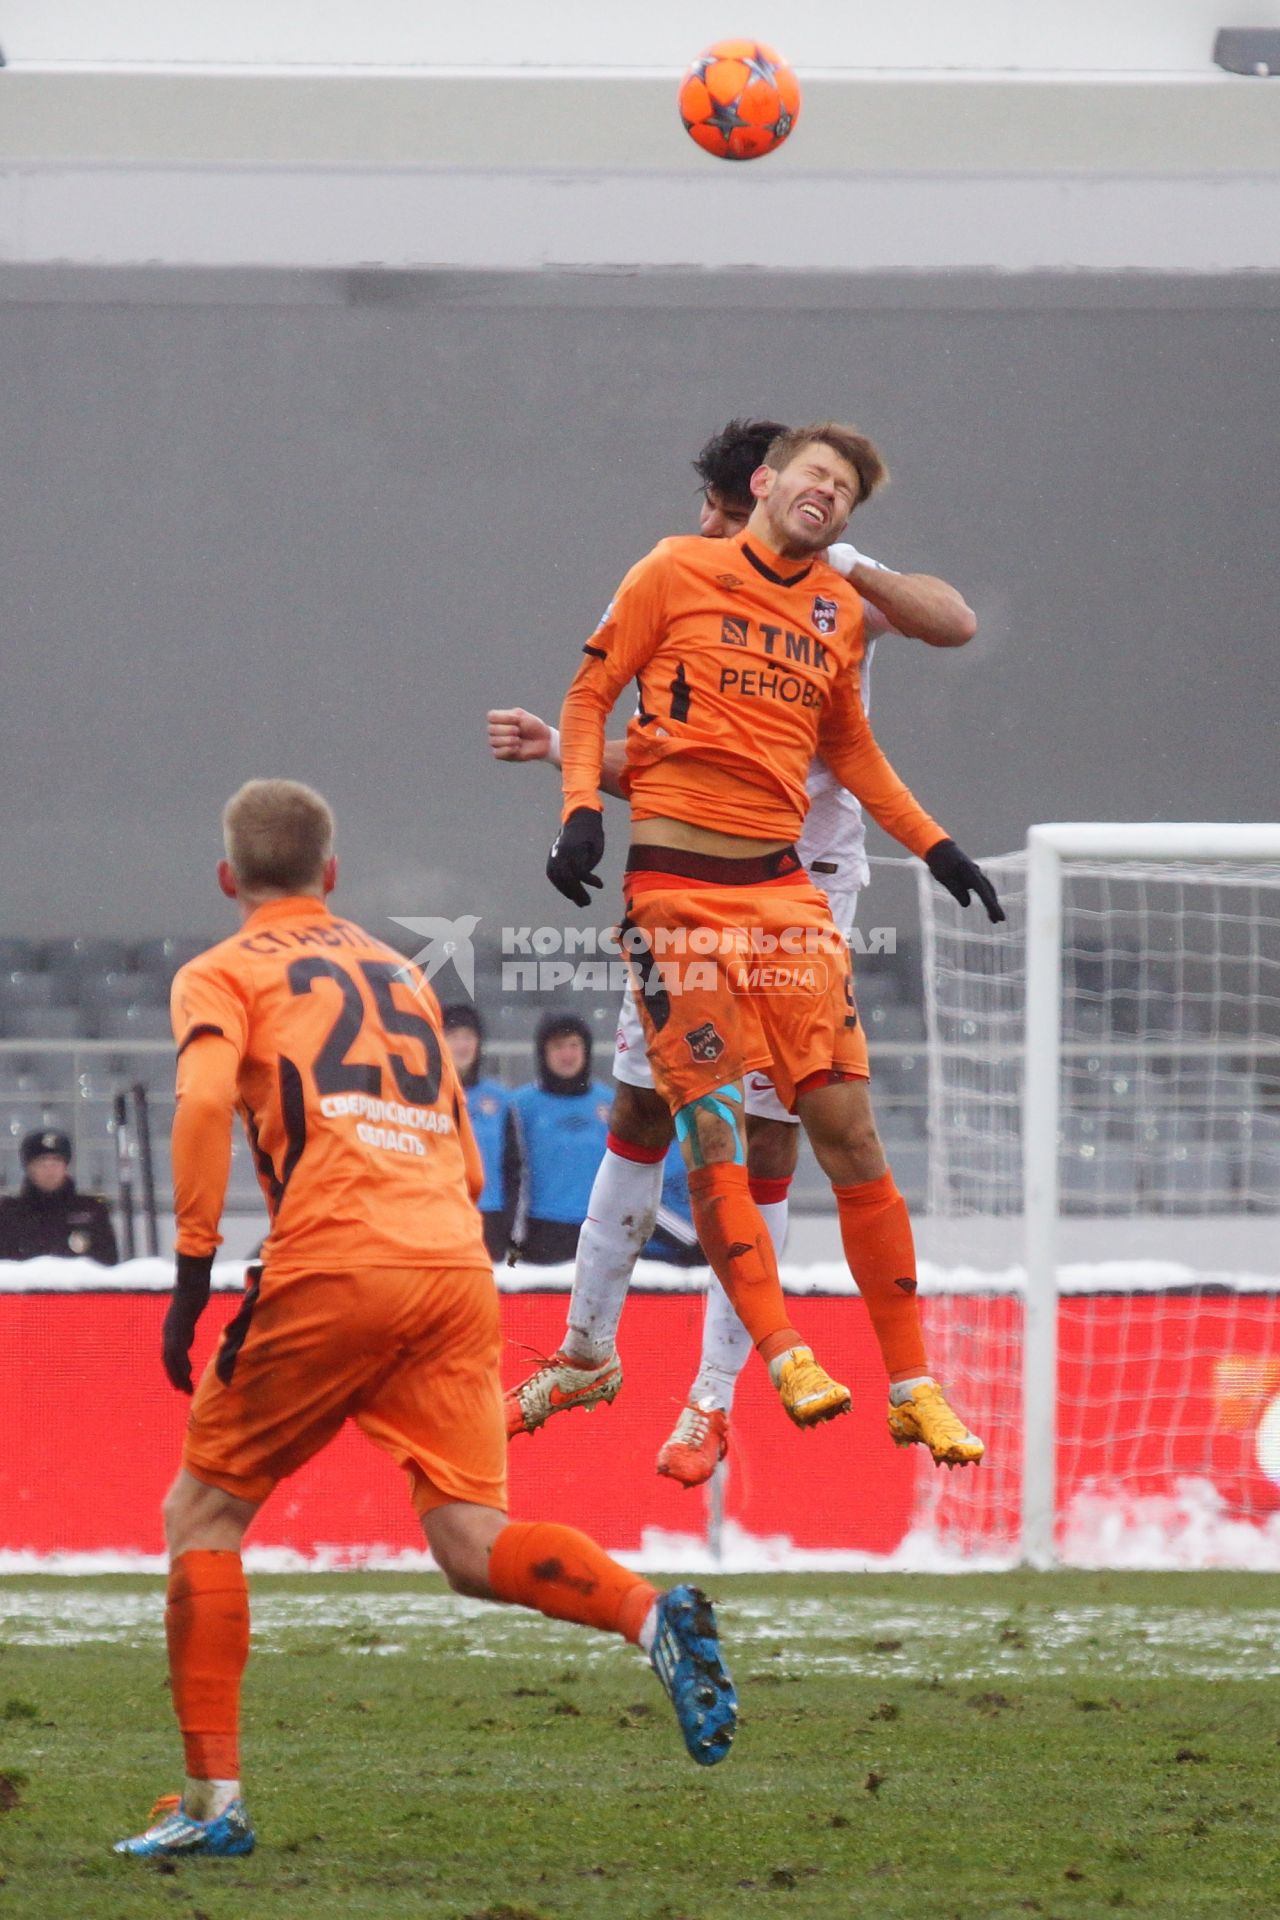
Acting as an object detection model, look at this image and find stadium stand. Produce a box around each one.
[1,925,1277,1228]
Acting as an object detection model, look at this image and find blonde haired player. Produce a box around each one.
[114,780,736,1861]
[494,418,994,1483]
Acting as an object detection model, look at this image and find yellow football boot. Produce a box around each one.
[768,1346,852,1428]
[887,1380,984,1466]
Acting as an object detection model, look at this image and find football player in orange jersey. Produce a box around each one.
[493,416,985,1483]
[544,423,1002,1443]
[114,780,736,1862]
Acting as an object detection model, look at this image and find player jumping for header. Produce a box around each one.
[495,418,990,1481]
[541,423,1003,1445]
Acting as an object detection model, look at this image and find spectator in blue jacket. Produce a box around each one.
[512,1012,612,1265]
[442,1004,521,1263]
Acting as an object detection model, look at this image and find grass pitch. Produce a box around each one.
[1,1570,1279,1919]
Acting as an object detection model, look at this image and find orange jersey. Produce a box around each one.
[560,528,944,856]
[170,897,490,1274]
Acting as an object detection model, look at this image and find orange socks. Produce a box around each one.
[833,1170,928,1383]
[687,1161,799,1361]
[489,1522,657,1645]
[165,1550,249,1781]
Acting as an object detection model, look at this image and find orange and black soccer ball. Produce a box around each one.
[678,39,800,162]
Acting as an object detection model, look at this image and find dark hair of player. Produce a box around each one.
[692,418,790,513]
[763,421,888,508]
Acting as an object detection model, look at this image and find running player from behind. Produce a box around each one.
[542,422,1003,1447]
[493,417,987,1483]
[113,779,736,1863]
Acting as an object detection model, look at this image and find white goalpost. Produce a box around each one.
[919,823,1280,1569]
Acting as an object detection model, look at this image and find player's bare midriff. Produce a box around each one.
[629,815,792,861]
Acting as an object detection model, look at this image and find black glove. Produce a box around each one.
[926,838,1005,923]
[547,806,605,908]
[162,1252,213,1394]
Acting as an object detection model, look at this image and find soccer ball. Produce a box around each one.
[678,40,800,162]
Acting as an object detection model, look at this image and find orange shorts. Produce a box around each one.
[183,1261,506,1516]
[621,844,869,1114]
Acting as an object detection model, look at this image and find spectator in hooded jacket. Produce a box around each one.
[511,1013,612,1265]
[0,1128,119,1264]
[442,1004,521,1263]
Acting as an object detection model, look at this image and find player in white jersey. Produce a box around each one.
[489,418,978,1484]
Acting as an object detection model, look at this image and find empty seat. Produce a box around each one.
[879,1103,929,1143]
[850,965,904,1009]
[2,1101,76,1150]
[0,972,62,1012]
[96,1007,175,1043]
[1223,1110,1280,1211]
[1135,1114,1237,1212]
[132,936,213,977]
[0,1050,80,1094]
[0,940,40,974]
[105,1050,177,1093]
[41,938,134,976]
[871,1048,928,1100]
[884,1138,930,1207]
[863,1000,926,1043]
[1059,1112,1138,1212]
[1058,1130,1142,1214]
[0,1063,45,1102]
[1,1006,88,1041]
[77,971,171,1011]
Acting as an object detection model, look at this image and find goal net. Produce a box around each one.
[916,825,1280,1568]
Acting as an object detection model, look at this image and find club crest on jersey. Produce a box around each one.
[812,595,839,635]
[684,1020,726,1063]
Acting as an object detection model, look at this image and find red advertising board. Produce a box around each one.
[3,1288,1279,1562]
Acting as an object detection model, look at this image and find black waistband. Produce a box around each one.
[625,843,803,887]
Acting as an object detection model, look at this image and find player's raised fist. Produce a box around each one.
[488,707,554,763]
[547,807,605,908]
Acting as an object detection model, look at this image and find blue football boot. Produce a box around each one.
[113,1792,256,1858]
[650,1583,737,1766]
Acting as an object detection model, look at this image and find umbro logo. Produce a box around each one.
[715,573,744,590]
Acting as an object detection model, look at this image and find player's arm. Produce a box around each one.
[164,965,249,1393]
[818,672,1003,920]
[850,563,975,648]
[827,542,975,648]
[550,546,670,905]
[487,707,629,800]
